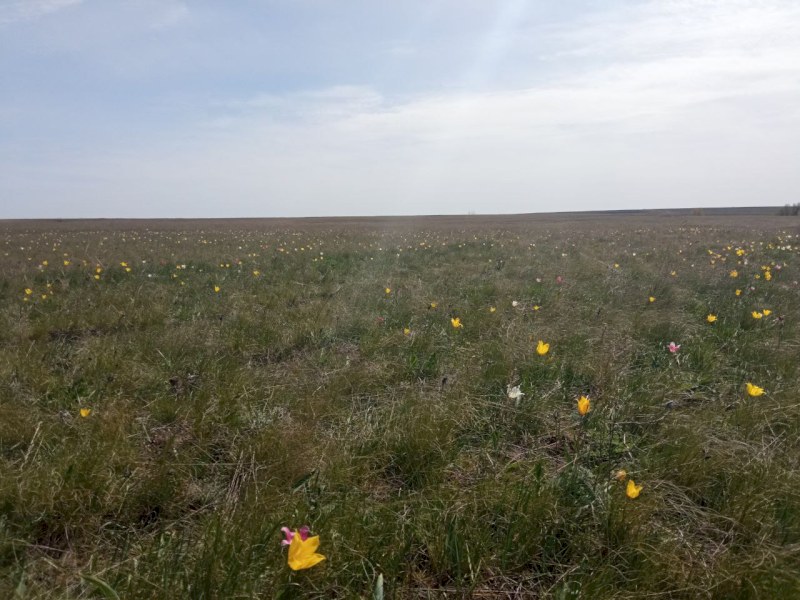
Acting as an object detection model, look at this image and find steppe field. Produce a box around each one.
[1,212,799,599]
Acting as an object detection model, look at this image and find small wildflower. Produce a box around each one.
[751,311,763,319]
[286,530,325,571]
[745,382,764,397]
[403,327,411,336]
[79,408,91,418]
[735,289,742,296]
[385,287,391,295]
[214,285,221,293]
[763,309,772,316]
[706,314,717,323]
[489,306,496,313]
[24,288,33,295]
[667,342,680,353]
[577,395,591,416]
[451,317,463,329]
[536,340,549,356]
[614,469,627,482]
[626,479,643,499]
[429,302,438,309]
[729,270,738,278]
[507,385,524,401]
[648,296,656,303]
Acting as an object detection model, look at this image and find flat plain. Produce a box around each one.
[1,212,799,598]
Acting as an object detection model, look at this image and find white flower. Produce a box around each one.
[512,300,520,308]
[507,385,524,400]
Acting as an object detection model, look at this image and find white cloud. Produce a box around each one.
[0,0,82,24]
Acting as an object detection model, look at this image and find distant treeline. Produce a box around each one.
[779,203,800,216]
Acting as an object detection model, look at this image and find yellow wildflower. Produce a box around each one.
[751,311,763,319]
[287,532,326,571]
[729,270,738,278]
[79,408,91,418]
[626,479,643,499]
[763,309,772,316]
[451,317,463,329]
[385,287,391,295]
[746,382,764,397]
[24,288,33,295]
[648,296,656,303]
[735,289,742,296]
[536,340,550,356]
[489,306,496,313]
[214,285,221,293]
[577,395,590,416]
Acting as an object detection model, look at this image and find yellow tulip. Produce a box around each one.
[451,317,463,329]
[648,296,656,303]
[626,479,643,499]
[706,314,717,323]
[536,340,549,356]
[577,395,590,416]
[751,311,763,319]
[762,309,772,316]
[746,382,764,397]
[287,532,326,571]
[214,285,221,293]
[79,408,92,418]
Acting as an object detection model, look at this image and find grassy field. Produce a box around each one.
[1,214,799,599]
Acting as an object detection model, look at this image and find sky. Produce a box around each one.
[1,0,799,218]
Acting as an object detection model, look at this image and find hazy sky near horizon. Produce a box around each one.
[2,0,799,218]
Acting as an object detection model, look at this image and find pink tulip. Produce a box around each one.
[667,342,681,353]
[281,525,311,546]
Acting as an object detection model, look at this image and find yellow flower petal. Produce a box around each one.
[287,533,326,571]
[626,479,642,499]
[745,382,764,397]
